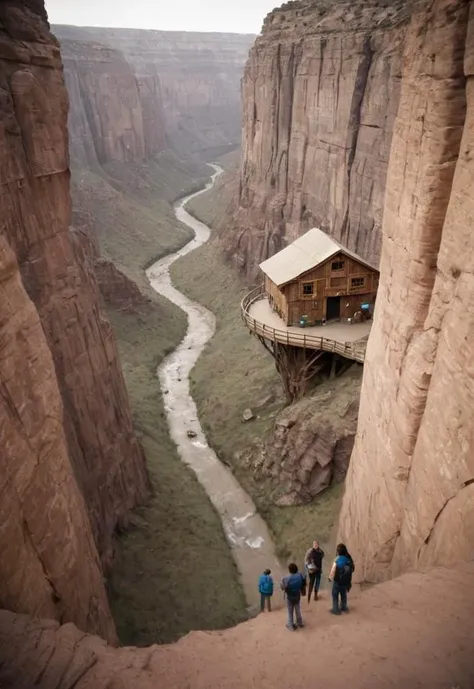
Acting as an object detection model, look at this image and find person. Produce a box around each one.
[281,563,306,630]
[328,543,354,615]
[304,540,325,601]
[258,568,274,612]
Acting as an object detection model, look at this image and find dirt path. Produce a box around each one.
[3,563,474,688]
[146,165,283,612]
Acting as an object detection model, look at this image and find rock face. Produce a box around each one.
[339,0,474,582]
[0,0,149,632]
[0,236,116,644]
[60,39,162,167]
[2,563,474,688]
[244,367,360,505]
[53,25,255,164]
[224,0,411,278]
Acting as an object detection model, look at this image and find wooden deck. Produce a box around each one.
[241,285,371,364]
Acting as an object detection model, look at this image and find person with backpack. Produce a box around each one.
[304,539,325,601]
[328,543,354,615]
[281,563,307,630]
[258,568,274,612]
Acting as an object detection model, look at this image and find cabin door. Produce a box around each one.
[326,296,341,321]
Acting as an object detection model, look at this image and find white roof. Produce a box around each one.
[259,227,378,287]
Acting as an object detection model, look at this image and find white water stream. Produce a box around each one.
[146,165,283,611]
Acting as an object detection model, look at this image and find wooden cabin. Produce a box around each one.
[259,228,379,326]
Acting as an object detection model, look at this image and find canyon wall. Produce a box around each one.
[339,0,474,582]
[0,0,150,634]
[224,0,411,278]
[53,25,255,164]
[60,38,165,167]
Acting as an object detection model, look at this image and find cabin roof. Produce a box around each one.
[259,228,379,287]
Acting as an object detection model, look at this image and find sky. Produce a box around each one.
[45,0,279,34]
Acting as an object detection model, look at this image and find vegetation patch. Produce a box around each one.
[74,157,247,644]
[107,307,247,646]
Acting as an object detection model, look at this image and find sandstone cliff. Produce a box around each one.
[54,25,254,164]
[339,0,474,582]
[0,0,150,630]
[60,38,165,167]
[0,235,116,644]
[224,0,411,277]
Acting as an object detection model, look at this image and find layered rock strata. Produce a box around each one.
[54,25,255,163]
[0,0,149,627]
[224,0,411,278]
[339,0,474,581]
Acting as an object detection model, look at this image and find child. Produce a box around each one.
[281,563,306,630]
[258,568,274,612]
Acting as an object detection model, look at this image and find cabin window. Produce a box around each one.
[351,277,365,289]
[302,282,314,295]
[331,260,345,271]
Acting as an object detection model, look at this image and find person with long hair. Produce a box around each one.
[328,543,354,615]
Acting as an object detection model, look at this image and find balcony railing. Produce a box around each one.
[240,285,367,363]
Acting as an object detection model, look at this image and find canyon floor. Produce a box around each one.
[172,168,346,563]
[72,157,248,644]
[3,563,474,689]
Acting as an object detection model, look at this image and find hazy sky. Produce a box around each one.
[45,0,278,34]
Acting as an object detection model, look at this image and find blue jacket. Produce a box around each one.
[258,573,274,596]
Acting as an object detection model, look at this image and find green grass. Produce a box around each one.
[73,156,248,644]
[106,308,247,646]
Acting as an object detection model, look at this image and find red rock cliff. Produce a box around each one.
[339,0,474,582]
[0,0,150,616]
[224,0,411,278]
[54,26,255,160]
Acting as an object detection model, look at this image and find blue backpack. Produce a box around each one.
[285,573,306,601]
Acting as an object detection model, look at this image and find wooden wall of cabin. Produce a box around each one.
[265,275,289,323]
[282,253,379,325]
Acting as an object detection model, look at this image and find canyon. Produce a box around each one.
[1,0,474,685]
[54,24,255,165]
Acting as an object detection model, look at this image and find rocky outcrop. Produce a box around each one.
[0,0,150,618]
[2,562,474,688]
[54,25,255,163]
[223,0,411,278]
[242,367,361,505]
[73,226,152,313]
[339,0,474,582]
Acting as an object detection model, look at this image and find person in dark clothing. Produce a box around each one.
[328,543,354,615]
[281,563,307,630]
[258,568,274,612]
[304,539,325,601]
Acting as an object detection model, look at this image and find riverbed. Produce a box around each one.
[146,165,283,611]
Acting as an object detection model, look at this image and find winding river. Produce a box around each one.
[146,165,283,611]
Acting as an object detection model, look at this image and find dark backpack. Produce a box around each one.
[335,558,354,590]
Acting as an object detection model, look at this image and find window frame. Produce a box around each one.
[301,281,314,296]
[331,259,345,272]
[350,276,366,289]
